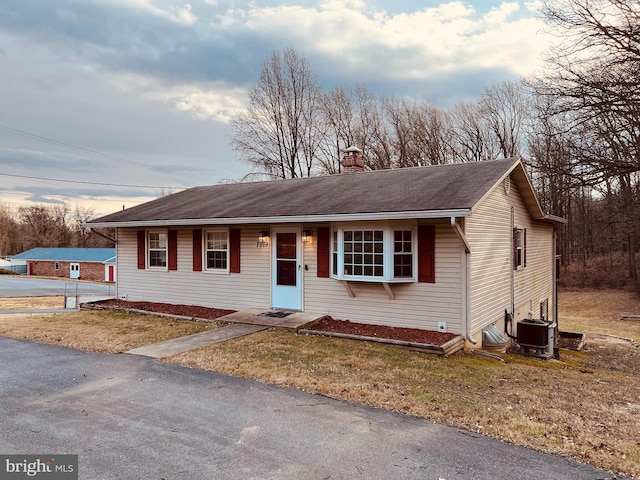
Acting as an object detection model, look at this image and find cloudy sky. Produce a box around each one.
[0,0,550,215]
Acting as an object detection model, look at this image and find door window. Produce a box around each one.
[276,232,297,286]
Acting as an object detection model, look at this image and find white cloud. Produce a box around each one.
[106,73,247,123]
[124,0,197,25]
[320,0,366,10]
[218,1,548,79]
[172,3,197,25]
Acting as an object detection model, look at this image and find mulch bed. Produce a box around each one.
[95,300,457,346]
[310,317,458,346]
[96,300,235,321]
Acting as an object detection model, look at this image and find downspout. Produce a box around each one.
[451,217,476,345]
[510,207,515,316]
[553,230,558,326]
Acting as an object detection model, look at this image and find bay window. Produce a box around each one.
[331,226,417,282]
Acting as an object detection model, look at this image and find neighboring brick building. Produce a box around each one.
[10,248,116,282]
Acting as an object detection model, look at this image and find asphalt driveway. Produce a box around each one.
[0,276,114,297]
[0,338,622,480]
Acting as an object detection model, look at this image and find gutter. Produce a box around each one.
[451,217,476,345]
[85,209,472,229]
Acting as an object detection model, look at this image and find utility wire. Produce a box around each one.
[0,172,186,190]
[0,123,201,181]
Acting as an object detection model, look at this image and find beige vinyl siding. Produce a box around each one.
[304,221,464,332]
[513,221,554,322]
[116,227,270,310]
[467,178,555,335]
[117,222,464,332]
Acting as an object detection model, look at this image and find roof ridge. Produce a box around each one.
[189,157,520,190]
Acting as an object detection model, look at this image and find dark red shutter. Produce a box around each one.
[513,228,518,270]
[168,229,178,271]
[192,229,202,271]
[418,225,435,283]
[230,228,241,273]
[137,230,146,269]
[317,227,330,278]
[523,228,527,268]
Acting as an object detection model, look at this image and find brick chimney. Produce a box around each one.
[340,146,365,173]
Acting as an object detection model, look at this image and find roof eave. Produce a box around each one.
[85,209,472,228]
[538,214,567,224]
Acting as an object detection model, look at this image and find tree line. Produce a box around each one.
[0,203,115,258]
[230,0,640,287]
[1,0,637,288]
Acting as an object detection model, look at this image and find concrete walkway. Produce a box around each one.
[126,323,268,358]
[219,308,325,329]
[125,308,326,358]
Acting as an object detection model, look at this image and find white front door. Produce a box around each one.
[70,263,80,279]
[271,227,302,310]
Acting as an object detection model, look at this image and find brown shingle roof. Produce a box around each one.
[89,158,533,226]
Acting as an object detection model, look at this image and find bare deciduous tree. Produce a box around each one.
[534,0,640,280]
[230,47,322,179]
[0,202,18,257]
[449,101,497,162]
[480,79,529,159]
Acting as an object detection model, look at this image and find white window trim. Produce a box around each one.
[515,228,524,270]
[330,225,417,283]
[203,228,230,274]
[147,229,168,271]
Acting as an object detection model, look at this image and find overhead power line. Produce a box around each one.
[0,172,186,190]
[0,123,201,181]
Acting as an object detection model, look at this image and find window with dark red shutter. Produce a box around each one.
[168,229,178,271]
[523,228,527,268]
[317,227,330,278]
[192,229,202,271]
[418,225,435,283]
[230,229,241,273]
[513,227,526,270]
[137,230,146,269]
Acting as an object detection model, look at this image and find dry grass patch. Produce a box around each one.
[559,290,640,342]
[0,296,65,310]
[0,311,218,353]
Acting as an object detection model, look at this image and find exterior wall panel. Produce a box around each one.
[117,222,464,333]
[117,227,270,309]
[467,178,555,337]
[303,221,463,332]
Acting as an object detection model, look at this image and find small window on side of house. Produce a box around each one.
[514,228,526,270]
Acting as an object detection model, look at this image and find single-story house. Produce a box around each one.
[10,248,116,281]
[87,152,564,348]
